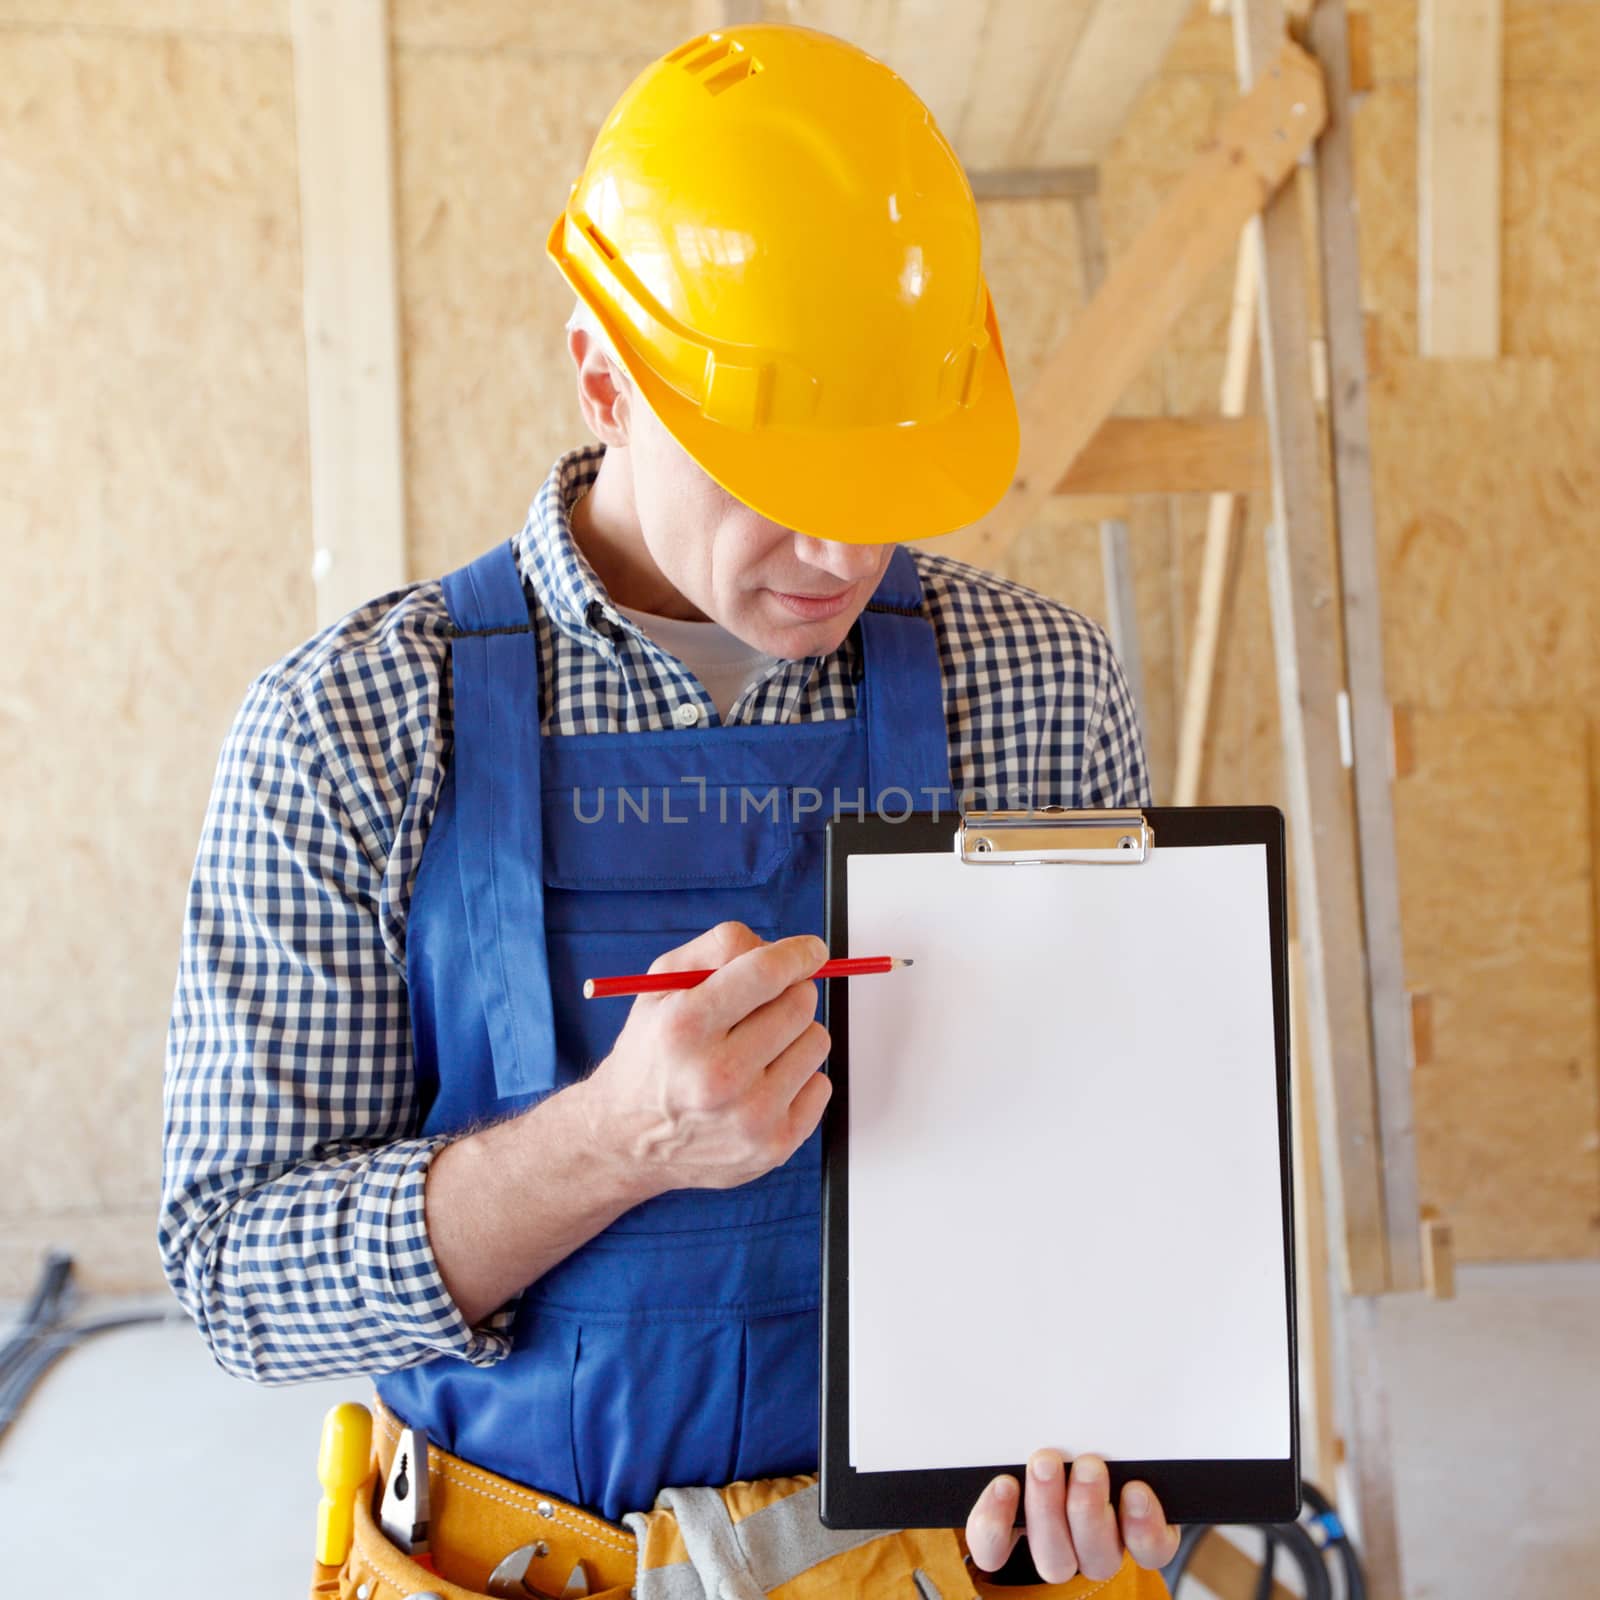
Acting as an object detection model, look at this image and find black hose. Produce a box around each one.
[0,1254,184,1451]
[0,1250,74,1393]
[1299,1479,1367,1600]
[1161,1486,1350,1600]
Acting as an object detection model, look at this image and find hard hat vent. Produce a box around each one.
[665,33,763,96]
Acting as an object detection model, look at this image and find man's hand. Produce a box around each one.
[965,1452,1180,1584]
[576,921,834,1199]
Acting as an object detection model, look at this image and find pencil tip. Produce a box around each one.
[899,958,914,968]
[582,979,595,999]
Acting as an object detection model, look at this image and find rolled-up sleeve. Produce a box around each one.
[159,671,517,1383]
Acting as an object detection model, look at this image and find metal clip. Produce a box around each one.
[955,807,1153,864]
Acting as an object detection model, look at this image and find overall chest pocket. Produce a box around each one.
[541,780,796,1082]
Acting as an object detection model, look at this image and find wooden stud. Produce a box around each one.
[1099,519,1148,737]
[1391,704,1416,779]
[1071,188,1152,784]
[1290,937,1341,1503]
[968,166,1100,201]
[1419,0,1503,357]
[1311,0,1423,1294]
[1337,1297,1407,1597]
[1057,416,1267,496]
[1186,1532,1302,1600]
[1235,0,1388,1299]
[1420,1208,1457,1300]
[289,0,408,626]
[1348,9,1374,95]
[940,43,1326,570]
[1174,229,1260,807]
[1241,9,1410,1591]
[1408,991,1434,1069]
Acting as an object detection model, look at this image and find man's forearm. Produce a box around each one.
[423,1080,646,1328]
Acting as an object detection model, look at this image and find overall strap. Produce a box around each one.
[858,545,950,808]
[440,539,556,1099]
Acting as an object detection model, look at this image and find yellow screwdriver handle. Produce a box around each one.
[315,1401,373,1568]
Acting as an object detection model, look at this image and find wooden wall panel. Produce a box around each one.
[1419,0,1503,359]
[1368,356,1599,712]
[0,33,309,1256]
[393,46,668,582]
[389,0,710,53]
[0,1,287,32]
[1393,710,1600,1259]
[1504,83,1600,356]
[1352,86,1420,354]
[1366,0,1600,83]
[9,0,1600,1293]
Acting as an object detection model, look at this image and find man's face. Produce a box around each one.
[592,343,894,660]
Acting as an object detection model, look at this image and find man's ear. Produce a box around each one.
[570,330,632,448]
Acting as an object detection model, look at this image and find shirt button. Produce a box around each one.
[674,701,702,728]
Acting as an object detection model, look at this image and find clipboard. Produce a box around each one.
[819,805,1299,1531]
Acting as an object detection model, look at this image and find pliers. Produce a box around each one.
[378,1425,437,1574]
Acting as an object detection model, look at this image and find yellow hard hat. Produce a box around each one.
[546,23,1019,544]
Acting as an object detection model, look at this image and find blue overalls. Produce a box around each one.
[378,536,951,1524]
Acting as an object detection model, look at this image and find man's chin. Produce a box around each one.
[753,614,861,662]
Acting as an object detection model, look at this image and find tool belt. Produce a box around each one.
[312,1396,1168,1600]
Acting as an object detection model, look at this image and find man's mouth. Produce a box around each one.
[769,586,855,620]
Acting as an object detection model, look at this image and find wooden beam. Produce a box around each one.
[1310,0,1424,1293]
[1290,937,1340,1500]
[289,0,408,626]
[1185,1530,1302,1600]
[1420,1208,1457,1299]
[1174,230,1260,807]
[1054,416,1267,496]
[1038,0,1198,161]
[1419,0,1503,356]
[1239,7,1409,1595]
[969,166,1099,201]
[940,43,1325,570]
[1235,2,1388,1301]
[1098,520,1148,740]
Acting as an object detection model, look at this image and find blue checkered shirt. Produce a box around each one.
[159,443,1150,1383]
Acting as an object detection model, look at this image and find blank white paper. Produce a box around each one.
[846,843,1291,1470]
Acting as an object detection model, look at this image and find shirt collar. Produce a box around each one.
[514,443,618,645]
[514,442,833,706]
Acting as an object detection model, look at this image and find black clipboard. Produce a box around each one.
[819,806,1299,1531]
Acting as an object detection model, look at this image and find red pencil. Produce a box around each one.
[582,956,912,1000]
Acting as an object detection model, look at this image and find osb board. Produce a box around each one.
[1356,76,1600,360]
[0,0,706,53]
[1351,84,1420,353]
[1365,0,1600,84]
[394,48,662,581]
[1392,710,1600,1259]
[2,1211,168,1298]
[1368,355,1600,711]
[1503,82,1600,357]
[389,0,713,56]
[0,33,311,1281]
[0,0,286,33]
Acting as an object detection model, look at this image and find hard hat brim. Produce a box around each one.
[551,235,1020,546]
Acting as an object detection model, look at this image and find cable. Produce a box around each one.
[1160,1482,1359,1600]
[0,1250,74,1394]
[0,1254,185,1451]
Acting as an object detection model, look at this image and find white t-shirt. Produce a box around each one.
[614,602,781,721]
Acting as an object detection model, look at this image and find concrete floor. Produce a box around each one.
[0,1261,1595,1598]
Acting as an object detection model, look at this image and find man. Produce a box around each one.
[161,22,1176,1597]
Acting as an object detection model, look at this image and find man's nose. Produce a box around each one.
[793,531,890,583]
